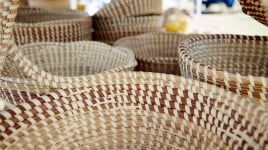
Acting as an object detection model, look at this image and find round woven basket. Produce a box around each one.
[3,41,137,78]
[14,7,92,45]
[0,72,267,149]
[238,0,268,26]
[93,16,164,45]
[115,32,194,75]
[178,34,268,109]
[28,0,71,9]
[0,41,137,105]
[0,0,19,75]
[93,16,163,31]
[94,0,163,18]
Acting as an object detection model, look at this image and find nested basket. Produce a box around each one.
[238,0,268,26]
[14,7,92,45]
[0,72,268,149]
[115,32,194,75]
[94,0,163,18]
[179,34,268,110]
[0,41,137,105]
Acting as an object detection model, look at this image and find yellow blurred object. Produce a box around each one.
[77,3,85,11]
[165,20,187,32]
[163,8,189,33]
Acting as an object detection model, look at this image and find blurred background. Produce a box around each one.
[28,0,268,35]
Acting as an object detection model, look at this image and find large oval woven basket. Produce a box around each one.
[94,0,163,18]
[179,34,268,110]
[14,7,92,45]
[0,72,267,149]
[238,0,268,26]
[115,32,194,75]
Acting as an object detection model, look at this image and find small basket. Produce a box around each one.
[94,0,163,18]
[93,16,163,31]
[0,72,268,149]
[14,7,92,45]
[115,32,194,75]
[179,34,268,109]
[28,0,71,9]
[238,0,268,26]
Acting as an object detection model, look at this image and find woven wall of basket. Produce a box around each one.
[27,0,71,9]
[14,7,92,45]
[93,0,164,45]
[115,32,194,75]
[238,0,268,26]
[179,34,268,110]
[1,72,268,149]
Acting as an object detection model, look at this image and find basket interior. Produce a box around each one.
[3,42,134,77]
[187,38,268,76]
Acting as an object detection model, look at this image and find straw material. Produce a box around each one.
[0,0,19,75]
[28,0,71,9]
[94,0,163,18]
[93,16,163,31]
[0,41,137,106]
[179,34,268,110]
[14,7,92,45]
[0,72,268,149]
[3,41,137,78]
[238,0,268,26]
[115,32,194,75]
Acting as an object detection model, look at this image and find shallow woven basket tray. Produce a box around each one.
[179,34,268,110]
[0,72,268,149]
[93,16,163,31]
[3,41,137,78]
[94,0,162,18]
[238,0,268,26]
[14,7,92,45]
[115,32,194,75]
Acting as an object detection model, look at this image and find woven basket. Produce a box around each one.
[0,72,267,149]
[115,32,194,75]
[0,0,19,75]
[94,0,163,18]
[179,34,268,110]
[14,7,92,45]
[3,41,137,78]
[238,0,268,26]
[28,0,71,9]
[93,16,163,31]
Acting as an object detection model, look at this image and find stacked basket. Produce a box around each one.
[115,32,194,75]
[14,7,92,45]
[93,0,164,44]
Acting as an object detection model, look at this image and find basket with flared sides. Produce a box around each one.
[179,34,268,110]
[115,32,194,75]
